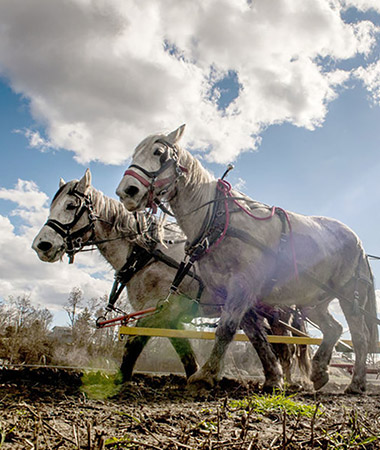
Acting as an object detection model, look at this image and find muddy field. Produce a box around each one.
[1,368,380,449]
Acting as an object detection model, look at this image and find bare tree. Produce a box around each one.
[0,294,53,364]
[64,287,83,329]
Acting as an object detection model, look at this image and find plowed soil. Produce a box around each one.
[1,368,380,449]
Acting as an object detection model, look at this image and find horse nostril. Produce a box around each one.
[37,241,53,252]
[125,186,140,197]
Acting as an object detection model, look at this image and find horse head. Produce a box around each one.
[116,124,187,211]
[32,169,94,263]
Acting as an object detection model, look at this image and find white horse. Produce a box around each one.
[116,125,379,394]
[32,170,309,384]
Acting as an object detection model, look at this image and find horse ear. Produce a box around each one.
[166,124,186,145]
[59,178,66,188]
[77,168,92,193]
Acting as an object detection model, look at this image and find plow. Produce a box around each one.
[95,308,380,377]
[95,304,380,351]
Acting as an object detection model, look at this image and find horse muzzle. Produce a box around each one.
[116,179,149,211]
[32,228,65,263]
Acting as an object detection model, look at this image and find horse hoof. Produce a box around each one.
[185,382,210,398]
[312,372,329,391]
[262,381,284,394]
[187,378,215,389]
[188,371,216,390]
[345,384,366,395]
[286,382,303,392]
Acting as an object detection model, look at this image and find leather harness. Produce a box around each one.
[46,182,204,314]
[123,141,380,328]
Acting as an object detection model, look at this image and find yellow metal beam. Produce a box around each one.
[118,326,357,347]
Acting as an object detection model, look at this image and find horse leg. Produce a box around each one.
[165,302,198,378]
[187,276,251,390]
[307,301,343,390]
[168,326,198,378]
[187,308,242,388]
[339,284,370,394]
[240,308,284,391]
[265,309,296,386]
[272,342,294,385]
[188,274,260,389]
[120,334,150,382]
[120,309,198,381]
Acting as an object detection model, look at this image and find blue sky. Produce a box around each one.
[1,0,380,329]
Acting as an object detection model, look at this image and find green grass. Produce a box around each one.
[0,423,16,449]
[80,370,122,400]
[229,391,321,419]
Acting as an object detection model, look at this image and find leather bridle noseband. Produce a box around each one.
[44,184,97,264]
[123,139,187,213]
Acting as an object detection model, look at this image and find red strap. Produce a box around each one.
[123,169,151,187]
[124,169,178,190]
[218,179,299,280]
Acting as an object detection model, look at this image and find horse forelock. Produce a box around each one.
[133,133,166,159]
[50,180,77,206]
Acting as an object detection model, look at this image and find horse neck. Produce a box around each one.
[88,187,138,270]
[169,147,217,243]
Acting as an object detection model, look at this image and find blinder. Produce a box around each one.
[44,184,96,263]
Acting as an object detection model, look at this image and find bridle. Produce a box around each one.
[123,139,188,213]
[44,184,97,264]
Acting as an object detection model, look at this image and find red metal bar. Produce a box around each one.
[96,307,157,328]
[330,363,380,375]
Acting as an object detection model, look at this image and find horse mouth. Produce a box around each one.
[121,192,148,212]
[34,245,65,263]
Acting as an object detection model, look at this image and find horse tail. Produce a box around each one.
[292,312,311,379]
[364,258,379,353]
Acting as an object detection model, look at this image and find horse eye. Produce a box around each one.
[153,148,163,156]
[66,203,77,211]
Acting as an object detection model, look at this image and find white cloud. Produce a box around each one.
[0,181,113,319]
[0,0,379,164]
[16,129,55,153]
[342,0,380,13]
[234,177,247,192]
[0,179,48,211]
[355,59,380,104]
